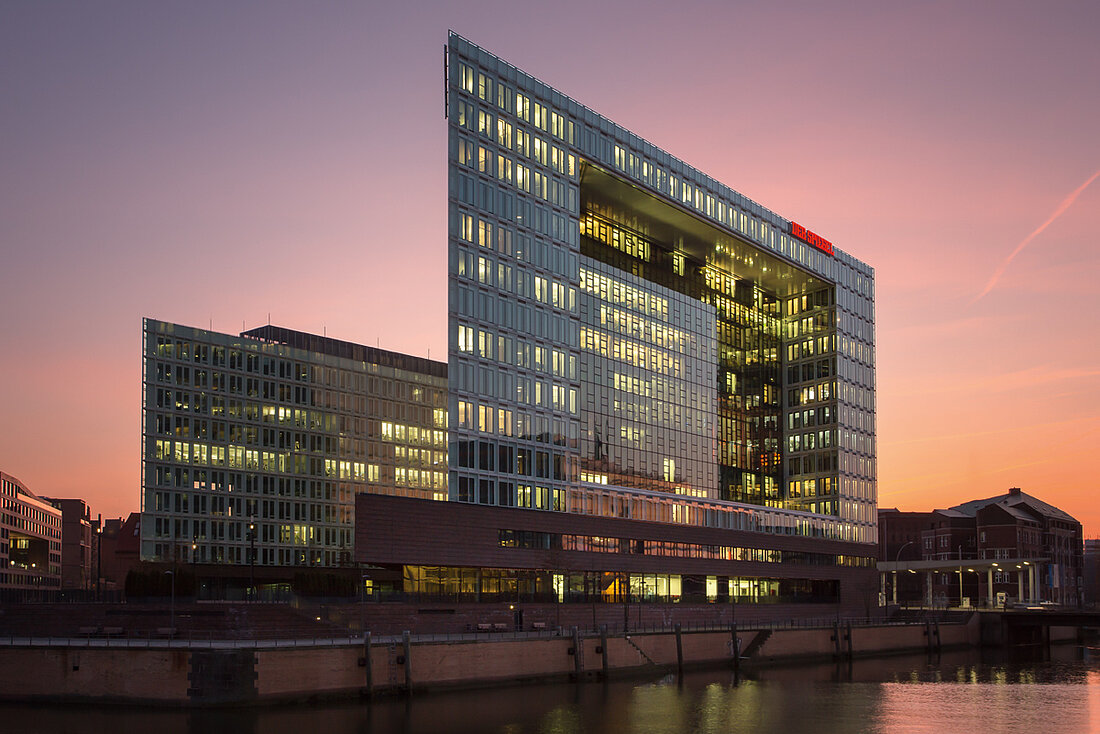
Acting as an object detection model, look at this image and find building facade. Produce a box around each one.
[1,471,62,600]
[360,33,880,614]
[140,320,447,578]
[879,488,1083,607]
[357,492,878,616]
[43,497,94,592]
[99,513,140,595]
[1084,538,1100,608]
[445,34,876,541]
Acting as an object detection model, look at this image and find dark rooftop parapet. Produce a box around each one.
[241,325,447,380]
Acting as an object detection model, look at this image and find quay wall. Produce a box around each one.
[0,647,191,704]
[0,618,988,705]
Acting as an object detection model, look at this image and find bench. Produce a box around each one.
[78,626,99,635]
[476,623,492,631]
[531,622,547,630]
[492,623,509,631]
[101,627,124,636]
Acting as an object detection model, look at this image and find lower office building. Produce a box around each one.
[0,471,62,601]
[139,320,447,591]
[356,493,877,619]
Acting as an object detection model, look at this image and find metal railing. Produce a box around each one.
[0,613,971,650]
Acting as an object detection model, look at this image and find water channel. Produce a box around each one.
[7,644,1100,733]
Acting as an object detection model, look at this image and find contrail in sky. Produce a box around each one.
[972,168,1100,303]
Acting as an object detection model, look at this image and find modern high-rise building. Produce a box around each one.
[139,320,447,582]
[445,34,875,541]
[354,33,878,616]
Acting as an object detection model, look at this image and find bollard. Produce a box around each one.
[364,631,372,696]
[599,625,609,678]
[731,623,739,672]
[402,630,412,694]
[675,623,683,677]
[571,626,583,678]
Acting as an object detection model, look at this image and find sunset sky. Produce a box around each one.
[2,2,1098,533]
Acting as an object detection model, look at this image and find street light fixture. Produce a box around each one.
[957,545,965,609]
[165,570,175,636]
[95,519,103,603]
[893,541,913,605]
[248,520,256,602]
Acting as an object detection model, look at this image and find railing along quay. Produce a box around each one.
[0,613,971,649]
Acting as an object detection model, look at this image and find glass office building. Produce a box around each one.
[446,33,876,546]
[140,320,447,570]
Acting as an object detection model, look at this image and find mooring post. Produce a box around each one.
[364,631,372,695]
[402,630,412,694]
[571,626,583,677]
[731,623,739,671]
[675,623,683,677]
[599,625,609,678]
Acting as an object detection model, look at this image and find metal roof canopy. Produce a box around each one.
[877,557,1047,574]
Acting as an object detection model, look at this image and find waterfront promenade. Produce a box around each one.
[2,601,1086,706]
[0,613,988,705]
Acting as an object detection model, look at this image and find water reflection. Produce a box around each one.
[5,646,1100,734]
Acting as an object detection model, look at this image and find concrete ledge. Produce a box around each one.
[0,621,991,705]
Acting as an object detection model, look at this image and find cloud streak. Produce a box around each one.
[972,168,1100,303]
[887,364,1100,400]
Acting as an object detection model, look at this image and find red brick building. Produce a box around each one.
[43,498,94,594]
[98,513,141,595]
[879,488,1083,607]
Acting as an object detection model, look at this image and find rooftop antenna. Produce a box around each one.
[267,312,271,325]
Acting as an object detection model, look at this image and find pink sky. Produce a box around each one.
[2,2,1098,533]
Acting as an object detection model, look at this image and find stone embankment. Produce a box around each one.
[6,614,1068,706]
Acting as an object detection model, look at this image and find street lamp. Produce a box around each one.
[95,517,103,603]
[957,545,966,608]
[191,541,198,601]
[893,541,913,605]
[165,570,175,636]
[248,519,256,602]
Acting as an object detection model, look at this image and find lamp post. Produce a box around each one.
[893,541,913,605]
[248,518,256,602]
[191,541,198,601]
[95,516,102,602]
[958,545,964,608]
[165,570,175,636]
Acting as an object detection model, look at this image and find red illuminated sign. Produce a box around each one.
[790,222,834,256]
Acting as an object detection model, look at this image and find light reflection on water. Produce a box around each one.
[7,645,1100,734]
